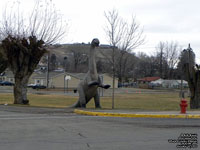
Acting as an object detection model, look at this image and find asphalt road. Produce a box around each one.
[0,107,199,150]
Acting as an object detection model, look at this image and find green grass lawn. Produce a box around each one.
[0,92,190,111]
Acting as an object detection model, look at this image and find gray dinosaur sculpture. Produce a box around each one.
[72,38,110,108]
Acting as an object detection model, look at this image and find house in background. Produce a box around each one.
[161,80,179,88]
[0,70,40,84]
[161,80,188,88]
[150,79,188,89]
[137,77,189,89]
[36,72,82,89]
[150,78,164,87]
[137,77,161,84]
[0,69,118,89]
[177,80,188,88]
[0,70,14,83]
[30,72,118,89]
[137,77,161,88]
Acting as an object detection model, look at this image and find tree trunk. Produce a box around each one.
[112,73,115,109]
[14,75,30,104]
[0,48,8,73]
[0,61,7,73]
[190,71,200,109]
[184,63,200,109]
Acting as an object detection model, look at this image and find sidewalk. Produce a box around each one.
[1,105,200,119]
[74,109,200,119]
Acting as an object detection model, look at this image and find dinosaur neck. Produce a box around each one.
[89,46,97,75]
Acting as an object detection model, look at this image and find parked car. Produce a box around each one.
[27,84,36,88]
[28,84,46,89]
[0,81,14,86]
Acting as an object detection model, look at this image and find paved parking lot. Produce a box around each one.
[0,106,199,150]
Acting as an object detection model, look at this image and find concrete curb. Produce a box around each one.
[74,109,200,119]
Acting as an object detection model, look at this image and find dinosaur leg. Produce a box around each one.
[94,91,101,109]
[78,86,87,108]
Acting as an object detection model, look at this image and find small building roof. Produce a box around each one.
[138,77,160,82]
[151,78,164,84]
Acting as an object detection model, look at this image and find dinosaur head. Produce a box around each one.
[91,38,100,47]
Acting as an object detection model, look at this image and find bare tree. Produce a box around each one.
[115,51,137,82]
[49,53,57,71]
[103,9,145,108]
[156,42,165,78]
[135,52,159,78]
[165,41,181,78]
[66,44,89,72]
[0,0,67,104]
[156,41,181,79]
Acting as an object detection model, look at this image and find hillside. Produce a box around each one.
[48,43,112,63]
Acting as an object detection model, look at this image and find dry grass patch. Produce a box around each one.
[0,92,190,110]
[82,93,187,110]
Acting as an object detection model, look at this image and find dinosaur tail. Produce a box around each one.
[69,100,81,108]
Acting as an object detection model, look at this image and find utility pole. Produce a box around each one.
[180,77,184,99]
[46,52,50,89]
[188,44,191,75]
[160,48,163,78]
[112,46,115,109]
[63,56,68,93]
[64,75,66,93]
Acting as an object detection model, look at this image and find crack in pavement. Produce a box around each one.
[78,132,87,138]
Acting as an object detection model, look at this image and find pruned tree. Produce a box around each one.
[184,63,200,109]
[102,9,145,108]
[0,0,67,104]
[177,45,195,79]
[182,44,199,109]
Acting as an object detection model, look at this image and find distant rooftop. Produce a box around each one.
[138,77,161,82]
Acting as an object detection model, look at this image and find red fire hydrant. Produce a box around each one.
[180,99,188,114]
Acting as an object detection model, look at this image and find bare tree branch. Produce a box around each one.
[102,9,145,108]
[0,0,67,45]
